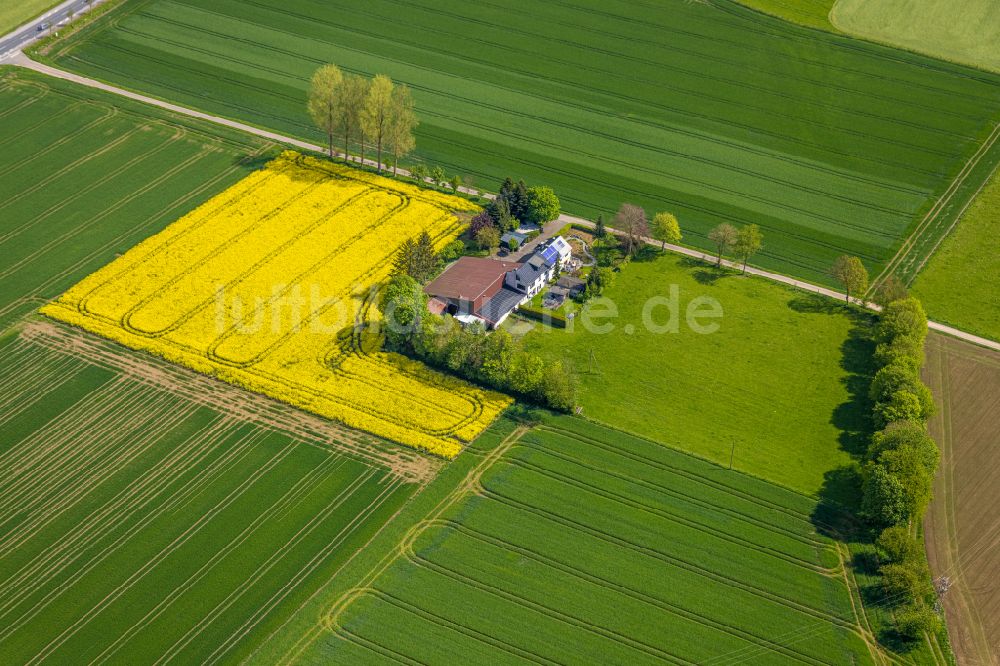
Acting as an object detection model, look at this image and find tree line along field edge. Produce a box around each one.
[32,0,1000,288]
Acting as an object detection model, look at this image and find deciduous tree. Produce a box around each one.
[361,74,393,172]
[409,163,428,183]
[475,225,500,251]
[873,274,909,309]
[387,84,417,176]
[708,223,738,267]
[307,64,343,159]
[337,74,368,164]
[734,223,763,273]
[614,203,648,256]
[650,211,682,250]
[525,186,560,225]
[831,255,869,304]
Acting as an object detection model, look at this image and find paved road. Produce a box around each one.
[8,53,1000,354]
[0,0,107,60]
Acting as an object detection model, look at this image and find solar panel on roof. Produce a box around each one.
[541,245,559,264]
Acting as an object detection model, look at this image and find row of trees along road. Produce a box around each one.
[307,64,417,174]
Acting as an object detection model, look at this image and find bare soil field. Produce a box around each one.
[923,332,1000,666]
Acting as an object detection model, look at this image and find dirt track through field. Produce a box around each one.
[923,332,1000,666]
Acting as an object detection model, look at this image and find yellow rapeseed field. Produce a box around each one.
[42,152,511,457]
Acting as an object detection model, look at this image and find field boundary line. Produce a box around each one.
[908,157,1000,279]
[873,120,1000,287]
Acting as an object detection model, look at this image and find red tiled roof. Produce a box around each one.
[423,256,520,301]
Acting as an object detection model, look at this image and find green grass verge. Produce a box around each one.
[0,66,278,331]
[0,333,418,663]
[911,167,1000,342]
[288,415,876,664]
[832,0,1000,74]
[517,250,875,496]
[34,0,1000,286]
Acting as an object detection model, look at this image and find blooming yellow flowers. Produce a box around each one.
[42,152,511,457]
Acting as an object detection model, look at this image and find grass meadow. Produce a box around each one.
[0,66,277,332]
[517,251,875,496]
[912,167,1000,342]
[297,416,877,665]
[832,0,1000,74]
[37,0,1000,285]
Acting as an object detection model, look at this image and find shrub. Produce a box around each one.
[876,526,921,565]
[872,384,935,428]
[525,185,561,225]
[518,305,568,328]
[869,421,939,475]
[873,334,925,372]
[876,297,928,345]
[862,464,908,526]
[880,559,933,606]
[894,604,942,641]
[869,361,923,404]
[439,239,466,262]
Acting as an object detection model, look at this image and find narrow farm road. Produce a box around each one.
[9,55,1000,354]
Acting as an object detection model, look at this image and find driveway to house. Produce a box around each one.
[6,52,999,354]
[507,218,567,262]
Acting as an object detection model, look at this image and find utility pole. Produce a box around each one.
[728,439,736,470]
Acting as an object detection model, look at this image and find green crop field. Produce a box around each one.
[0,66,277,331]
[0,324,424,664]
[517,252,874,496]
[289,416,875,664]
[832,0,1000,74]
[912,167,1000,342]
[37,0,1000,286]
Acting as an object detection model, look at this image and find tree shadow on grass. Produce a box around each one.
[811,464,864,539]
[631,245,661,263]
[799,292,878,540]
